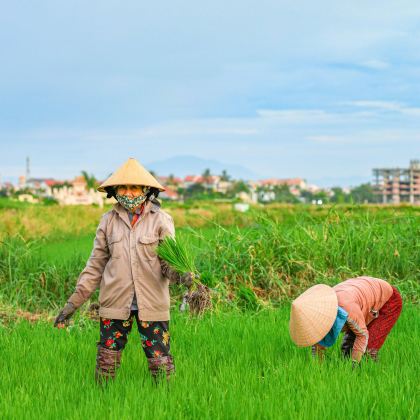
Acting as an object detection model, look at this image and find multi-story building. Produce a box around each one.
[373,160,420,204]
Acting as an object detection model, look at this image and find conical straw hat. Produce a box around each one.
[98,158,165,192]
[289,284,338,347]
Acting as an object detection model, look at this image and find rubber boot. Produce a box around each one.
[147,355,175,383]
[95,345,122,385]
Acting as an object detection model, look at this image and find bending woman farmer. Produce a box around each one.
[54,158,193,383]
[289,276,402,364]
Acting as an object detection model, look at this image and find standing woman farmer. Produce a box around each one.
[54,158,193,383]
[289,276,402,365]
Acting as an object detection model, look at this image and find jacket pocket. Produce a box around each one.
[107,233,123,259]
[138,235,159,261]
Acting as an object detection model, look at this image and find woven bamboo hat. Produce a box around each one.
[98,158,165,192]
[289,284,338,347]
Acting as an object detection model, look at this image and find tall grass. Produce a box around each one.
[0,207,418,312]
[195,210,420,305]
[1,305,419,419]
[1,200,419,240]
[0,235,87,311]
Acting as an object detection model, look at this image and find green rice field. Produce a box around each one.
[0,202,419,419]
[1,306,419,419]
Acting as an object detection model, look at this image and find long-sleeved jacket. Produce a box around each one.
[334,276,393,361]
[67,200,181,321]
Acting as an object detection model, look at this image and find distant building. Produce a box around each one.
[2,182,14,192]
[25,178,57,192]
[259,177,307,190]
[253,177,309,202]
[160,187,180,201]
[236,190,258,204]
[258,178,307,197]
[158,176,183,186]
[18,194,39,204]
[373,160,420,204]
[183,175,232,194]
[51,176,104,206]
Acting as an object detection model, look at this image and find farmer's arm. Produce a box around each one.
[67,214,110,308]
[157,213,185,284]
[346,314,369,363]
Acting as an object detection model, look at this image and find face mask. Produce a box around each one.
[115,194,147,211]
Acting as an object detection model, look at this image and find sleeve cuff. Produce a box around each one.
[352,350,364,362]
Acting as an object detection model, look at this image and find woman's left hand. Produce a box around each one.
[54,302,76,328]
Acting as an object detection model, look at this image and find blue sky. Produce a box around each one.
[1,1,419,186]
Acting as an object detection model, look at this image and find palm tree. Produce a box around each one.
[201,168,212,193]
[168,173,176,185]
[220,169,231,182]
[81,171,97,190]
[202,168,212,182]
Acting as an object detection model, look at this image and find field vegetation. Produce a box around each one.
[0,200,418,418]
[1,306,418,419]
[0,202,418,313]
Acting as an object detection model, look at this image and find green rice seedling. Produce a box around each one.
[157,236,212,315]
[0,304,418,419]
[157,236,198,276]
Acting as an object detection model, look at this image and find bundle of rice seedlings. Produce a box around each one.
[157,236,212,315]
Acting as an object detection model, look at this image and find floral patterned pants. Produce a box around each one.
[99,311,171,359]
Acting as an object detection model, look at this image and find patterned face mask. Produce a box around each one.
[115,193,147,211]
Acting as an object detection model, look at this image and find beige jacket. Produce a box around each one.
[68,201,180,321]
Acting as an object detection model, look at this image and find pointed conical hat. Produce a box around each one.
[98,158,165,192]
[289,284,338,347]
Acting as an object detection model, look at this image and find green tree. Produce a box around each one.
[185,183,206,199]
[202,168,212,182]
[349,183,377,204]
[220,169,231,182]
[201,168,212,193]
[167,174,176,185]
[330,187,349,204]
[81,171,97,190]
[231,180,250,194]
[300,189,330,204]
[273,185,299,203]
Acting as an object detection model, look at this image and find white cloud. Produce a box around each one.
[256,109,339,124]
[344,100,403,110]
[307,130,420,145]
[360,59,390,70]
[344,100,420,116]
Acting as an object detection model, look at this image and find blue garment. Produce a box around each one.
[318,306,348,347]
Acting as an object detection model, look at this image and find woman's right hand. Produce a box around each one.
[180,272,198,288]
[54,302,76,328]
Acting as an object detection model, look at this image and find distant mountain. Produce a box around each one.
[145,155,258,180]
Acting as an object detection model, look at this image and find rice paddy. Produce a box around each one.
[0,202,419,419]
[1,306,419,419]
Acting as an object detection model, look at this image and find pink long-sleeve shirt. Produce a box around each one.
[334,276,393,361]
